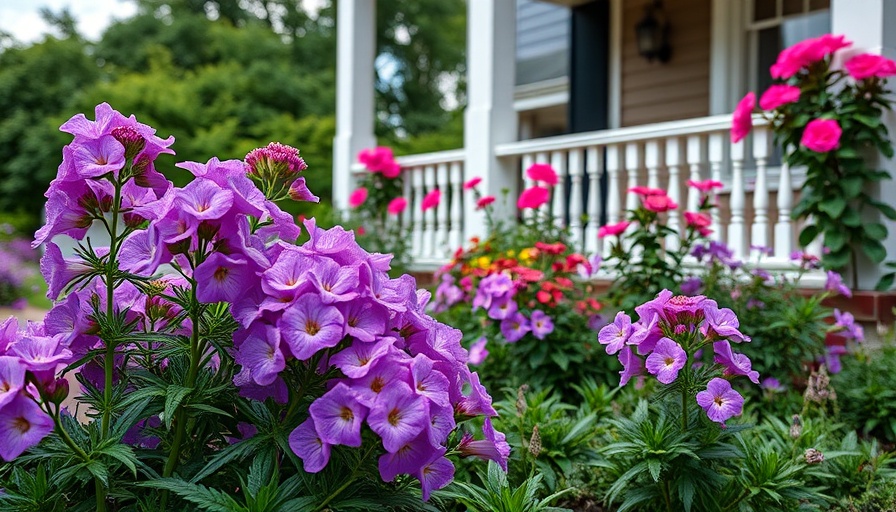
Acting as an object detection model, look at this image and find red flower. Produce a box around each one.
[535,241,566,255]
[598,220,631,238]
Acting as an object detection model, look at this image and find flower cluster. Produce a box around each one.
[731,34,896,276]
[599,290,757,425]
[0,234,39,308]
[11,104,505,503]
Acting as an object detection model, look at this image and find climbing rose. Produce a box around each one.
[516,186,550,210]
[731,92,755,143]
[801,119,842,153]
[349,187,368,207]
[387,197,408,215]
[525,163,558,186]
[759,84,801,111]
[845,53,896,80]
[421,189,441,211]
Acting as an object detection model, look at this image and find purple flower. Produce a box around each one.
[175,178,235,222]
[530,310,554,340]
[337,300,389,343]
[289,418,331,473]
[233,324,284,386]
[378,433,438,482]
[825,344,848,373]
[791,250,821,270]
[0,356,26,409]
[617,346,644,386]
[0,394,55,461]
[703,306,750,343]
[456,370,498,417]
[833,309,864,342]
[696,378,744,425]
[499,312,530,343]
[456,416,510,471]
[680,277,703,295]
[309,259,360,304]
[309,383,367,447]
[713,340,760,383]
[10,334,72,374]
[468,337,489,365]
[760,377,784,392]
[410,354,451,407]
[417,452,455,501]
[279,295,345,360]
[825,271,852,298]
[750,244,773,256]
[194,252,252,304]
[368,381,429,453]
[487,295,518,320]
[598,311,633,355]
[348,355,411,407]
[627,312,661,355]
[70,135,126,179]
[330,337,394,379]
[472,273,513,311]
[645,338,687,384]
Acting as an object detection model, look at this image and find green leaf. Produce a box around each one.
[824,248,851,269]
[839,177,863,199]
[94,443,138,478]
[647,459,662,482]
[854,113,882,128]
[871,199,896,220]
[164,384,193,430]
[818,196,846,218]
[864,222,888,241]
[862,238,887,263]
[140,479,246,512]
[841,208,862,227]
[876,272,896,291]
[799,225,820,247]
[824,230,847,252]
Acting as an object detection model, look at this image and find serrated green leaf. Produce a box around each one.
[164,384,193,430]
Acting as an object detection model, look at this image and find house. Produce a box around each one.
[331,0,896,307]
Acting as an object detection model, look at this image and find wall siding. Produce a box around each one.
[516,0,570,84]
[621,0,711,127]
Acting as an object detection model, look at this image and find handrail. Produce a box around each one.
[395,148,465,167]
[494,114,769,157]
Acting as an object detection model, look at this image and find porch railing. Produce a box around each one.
[354,115,824,282]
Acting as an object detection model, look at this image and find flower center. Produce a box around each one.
[664,356,675,366]
[0,381,9,393]
[387,407,402,427]
[714,396,724,406]
[12,416,30,434]
[339,406,354,422]
[370,376,386,393]
[305,320,320,336]
[213,267,229,282]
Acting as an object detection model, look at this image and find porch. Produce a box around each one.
[333,0,896,290]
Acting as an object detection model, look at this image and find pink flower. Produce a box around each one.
[684,211,712,236]
[516,186,550,210]
[643,194,678,213]
[845,53,896,80]
[770,34,851,79]
[629,186,666,196]
[421,189,441,211]
[358,146,395,172]
[525,163,558,186]
[687,179,723,192]
[597,220,630,238]
[463,177,482,190]
[476,196,495,209]
[801,119,842,153]
[759,84,801,111]
[381,161,402,179]
[731,92,755,143]
[387,197,408,215]
[349,187,368,208]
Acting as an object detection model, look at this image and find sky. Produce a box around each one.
[0,0,139,43]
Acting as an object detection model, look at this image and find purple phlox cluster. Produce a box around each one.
[218,218,505,497]
[431,274,464,314]
[0,316,72,461]
[692,241,742,270]
[833,308,864,342]
[751,268,774,286]
[750,244,773,257]
[35,103,175,248]
[790,250,822,270]
[824,271,852,298]
[597,290,756,425]
[680,276,703,296]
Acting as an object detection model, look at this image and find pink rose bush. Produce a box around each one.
[732,34,896,279]
[0,104,506,509]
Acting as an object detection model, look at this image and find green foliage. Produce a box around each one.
[833,344,896,443]
[437,461,573,512]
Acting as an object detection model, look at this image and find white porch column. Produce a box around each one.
[463,0,518,241]
[332,0,377,212]
[832,0,896,289]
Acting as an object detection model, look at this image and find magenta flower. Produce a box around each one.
[500,312,530,343]
[525,163,558,186]
[421,189,441,211]
[279,295,346,360]
[194,252,251,304]
[731,92,755,143]
[468,337,489,365]
[530,310,554,340]
[387,197,408,215]
[598,220,631,238]
[687,179,723,192]
[845,53,896,80]
[517,186,550,210]
[289,418,331,473]
[645,338,687,384]
[349,187,368,208]
[0,356,26,409]
[0,394,55,461]
[617,346,644,386]
[70,135,126,179]
[245,141,308,177]
[417,452,455,501]
[476,196,496,209]
[598,311,632,355]
[358,146,395,173]
[801,119,842,153]
[309,383,367,447]
[233,324,284,386]
[696,378,744,425]
[368,381,429,453]
[713,340,760,384]
[759,84,801,111]
[463,177,482,190]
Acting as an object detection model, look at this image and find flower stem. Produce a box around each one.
[101,178,123,436]
[314,444,375,511]
[681,385,688,431]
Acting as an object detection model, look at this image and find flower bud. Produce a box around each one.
[528,425,542,458]
[516,384,529,417]
[804,448,825,464]
[111,126,146,161]
[790,414,802,439]
[45,377,70,406]
[197,221,220,242]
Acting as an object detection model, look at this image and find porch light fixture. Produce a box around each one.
[635,0,671,63]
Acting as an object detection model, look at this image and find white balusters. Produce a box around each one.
[521,153,535,221]
[411,167,424,257]
[707,133,725,242]
[584,146,602,257]
[775,160,794,261]
[551,151,567,229]
[436,163,449,256]
[665,137,682,251]
[686,135,703,212]
[536,151,549,218]
[624,143,641,214]
[751,128,770,257]
[604,144,622,258]
[422,165,436,259]
[568,148,584,252]
[645,140,661,190]
[728,140,747,260]
[449,162,463,251]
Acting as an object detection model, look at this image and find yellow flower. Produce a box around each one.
[506,250,516,258]
[476,256,491,268]
[519,248,533,262]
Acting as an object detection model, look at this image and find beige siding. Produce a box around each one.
[621,0,711,127]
